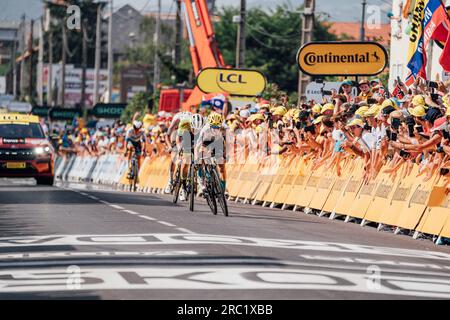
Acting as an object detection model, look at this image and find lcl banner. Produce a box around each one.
[297,41,388,76]
[196,68,267,97]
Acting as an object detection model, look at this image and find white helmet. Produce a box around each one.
[191,114,206,131]
[133,120,143,130]
[175,111,192,122]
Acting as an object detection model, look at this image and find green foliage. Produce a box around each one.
[0,64,10,77]
[121,92,151,124]
[214,4,337,96]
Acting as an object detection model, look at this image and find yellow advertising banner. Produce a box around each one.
[297,41,388,76]
[196,68,267,97]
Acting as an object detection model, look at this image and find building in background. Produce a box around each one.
[329,22,391,47]
[0,21,19,95]
[107,4,145,63]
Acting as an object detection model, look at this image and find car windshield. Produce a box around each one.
[0,123,45,139]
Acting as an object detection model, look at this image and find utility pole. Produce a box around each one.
[81,24,88,113]
[174,0,182,67]
[107,0,113,103]
[38,16,44,106]
[360,0,367,41]
[47,26,53,106]
[28,19,34,99]
[297,0,315,102]
[19,15,26,99]
[12,36,17,99]
[93,4,102,105]
[153,0,161,96]
[235,0,246,68]
[59,22,67,107]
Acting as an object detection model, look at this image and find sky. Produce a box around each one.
[0,0,392,23]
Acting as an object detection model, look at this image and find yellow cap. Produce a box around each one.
[412,95,425,107]
[312,104,322,114]
[249,114,265,122]
[355,106,370,117]
[408,105,426,117]
[446,107,450,116]
[143,114,157,127]
[364,104,382,117]
[313,115,324,125]
[381,98,399,110]
[346,118,365,128]
[272,106,287,117]
[321,103,334,114]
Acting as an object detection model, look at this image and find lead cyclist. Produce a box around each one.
[195,112,227,193]
[164,111,192,194]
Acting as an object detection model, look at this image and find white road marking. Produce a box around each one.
[158,221,177,227]
[109,205,125,210]
[89,196,99,201]
[138,215,156,221]
[176,228,195,235]
[0,234,448,260]
[0,251,199,260]
[123,210,139,215]
[0,267,449,298]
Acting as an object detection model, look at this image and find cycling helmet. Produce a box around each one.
[133,120,143,130]
[176,111,192,122]
[208,112,223,127]
[191,114,206,131]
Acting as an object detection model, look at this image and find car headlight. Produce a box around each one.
[35,147,51,155]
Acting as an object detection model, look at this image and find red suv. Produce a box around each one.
[0,114,55,185]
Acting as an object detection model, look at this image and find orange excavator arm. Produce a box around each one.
[181,0,226,110]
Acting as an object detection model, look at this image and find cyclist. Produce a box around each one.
[164,111,192,194]
[195,112,227,193]
[175,113,207,201]
[124,120,146,180]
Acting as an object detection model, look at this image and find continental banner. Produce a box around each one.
[297,42,388,76]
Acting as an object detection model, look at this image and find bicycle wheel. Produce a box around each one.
[188,164,196,212]
[128,161,135,192]
[204,166,217,215]
[132,162,138,192]
[211,166,228,217]
[172,164,182,204]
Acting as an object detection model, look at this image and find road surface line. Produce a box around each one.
[138,215,157,221]
[176,228,195,234]
[157,221,177,227]
[123,210,140,215]
[109,204,125,210]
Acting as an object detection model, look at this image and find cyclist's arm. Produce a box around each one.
[167,118,180,144]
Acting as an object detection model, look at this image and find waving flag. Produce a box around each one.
[406,0,450,80]
[202,93,227,110]
[407,0,426,80]
[428,0,450,71]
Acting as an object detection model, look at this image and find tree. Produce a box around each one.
[214,4,337,96]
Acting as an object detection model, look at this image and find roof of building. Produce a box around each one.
[328,22,391,47]
[0,21,20,30]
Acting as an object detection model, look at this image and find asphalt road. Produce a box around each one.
[0,178,449,300]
